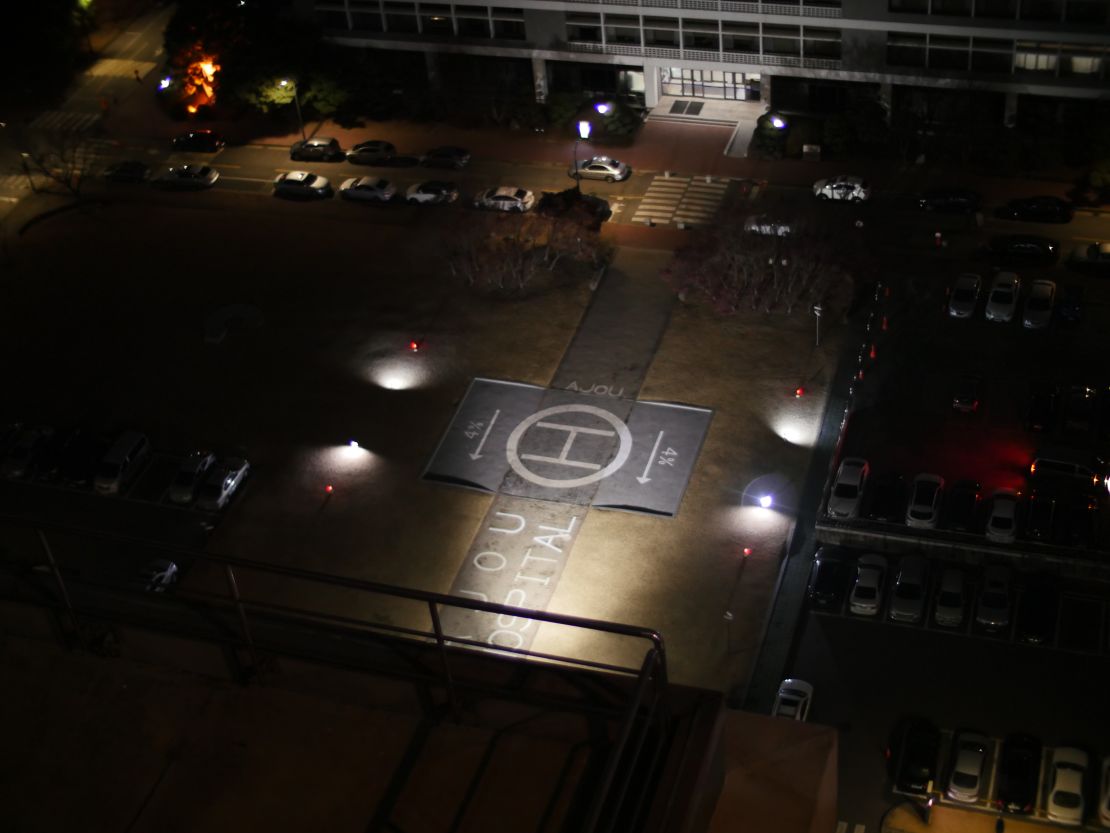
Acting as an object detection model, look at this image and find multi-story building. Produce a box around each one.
[307,0,1110,123]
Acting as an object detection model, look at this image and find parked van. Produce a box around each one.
[1029,449,1106,493]
[94,430,151,495]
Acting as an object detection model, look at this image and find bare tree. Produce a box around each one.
[11,124,101,197]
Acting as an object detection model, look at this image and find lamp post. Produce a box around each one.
[574,119,591,194]
[280,79,306,142]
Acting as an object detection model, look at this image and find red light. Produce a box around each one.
[869,344,877,360]
[742,547,753,557]
[794,387,804,398]
[857,369,864,381]
[881,315,888,331]
[409,339,421,352]
[325,484,334,493]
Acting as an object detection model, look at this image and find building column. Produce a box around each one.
[532,56,547,103]
[878,81,893,123]
[643,62,660,108]
[760,74,774,109]
[425,51,441,90]
[1004,91,1018,127]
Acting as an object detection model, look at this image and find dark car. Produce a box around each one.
[103,160,150,183]
[952,375,982,413]
[58,432,110,487]
[1025,384,1058,433]
[1024,492,1056,541]
[995,734,1043,814]
[867,472,908,522]
[919,188,981,214]
[1068,241,1110,274]
[1,426,53,480]
[346,140,396,165]
[171,129,225,153]
[30,428,82,482]
[421,146,471,169]
[1062,385,1096,434]
[943,480,982,532]
[290,136,345,162]
[1054,492,1098,547]
[989,234,1060,265]
[998,195,1074,223]
[887,717,940,795]
[1016,576,1058,645]
[1057,285,1083,325]
[806,547,848,611]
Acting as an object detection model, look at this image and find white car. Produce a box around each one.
[771,678,813,721]
[813,174,870,202]
[405,180,459,205]
[137,558,178,592]
[975,565,1012,632]
[196,457,250,511]
[947,273,981,319]
[1047,747,1088,826]
[849,554,887,616]
[906,473,944,529]
[828,457,869,519]
[1022,279,1056,329]
[934,567,966,628]
[985,272,1020,323]
[1099,755,1110,827]
[273,170,332,198]
[569,155,631,182]
[888,556,928,624]
[986,489,1019,543]
[153,164,219,190]
[743,214,792,237]
[946,732,989,803]
[168,450,216,505]
[339,176,396,202]
[474,186,535,212]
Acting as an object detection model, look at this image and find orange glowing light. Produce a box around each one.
[176,46,221,115]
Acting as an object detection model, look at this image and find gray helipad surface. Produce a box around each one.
[424,378,711,518]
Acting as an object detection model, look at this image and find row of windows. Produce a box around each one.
[889,0,1108,24]
[887,32,1107,74]
[567,16,839,55]
[319,5,525,38]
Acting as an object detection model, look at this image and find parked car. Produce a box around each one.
[990,234,1059,265]
[168,450,217,505]
[338,176,396,202]
[827,457,869,519]
[1025,384,1058,432]
[103,160,150,183]
[30,427,80,482]
[1024,492,1056,541]
[943,480,982,532]
[1099,755,1110,827]
[849,554,887,616]
[771,678,813,721]
[934,566,967,628]
[806,547,848,611]
[1054,491,1098,548]
[93,430,151,496]
[985,272,1020,322]
[58,432,110,487]
[888,556,928,624]
[919,188,981,214]
[152,164,219,190]
[1016,574,1058,645]
[998,195,1074,223]
[1063,385,1097,435]
[1047,747,1088,826]
[421,145,470,169]
[171,129,224,153]
[813,174,870,202]
[743,214,792,237]
[1022,279,1056,329]
[1057,284,1083,325]
[867,472,907,522]
[946,731,989,803]
[1068,240,1110,274]
[290,136,344,161]
[405,180,459,205]
[137,558,178,593]
[995,734,1042,815]
[906,474,944,529]
[952,375,981,414]
[986,490,1020,543]
[947,273,981,319]
[346,140,396,164]
[888,718,940,794]
[273,171,332,199]
[975,565,1012,632]
[1,426,53,479]
[474,186,535,212]
[568,155,631,182]
[196,457,250,511]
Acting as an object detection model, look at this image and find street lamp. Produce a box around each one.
[770,114,787,129]
[574,119,591,193]
[280,78,306,143]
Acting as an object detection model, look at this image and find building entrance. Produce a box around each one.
[660,67,760,100]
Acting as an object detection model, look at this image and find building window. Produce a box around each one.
[888,0,927,12]
[1014,43,1058,71]
[567,13,601,43]
[419,3,452,34]
[887,31,926,67]
[493,19,524,39]
[762,24,800,57]
[384,2,418,32]
[928,35,969,70]
[683,19,720,52]
[974,0,1016,16]
[1065,0,1107,23]
[803,27,840,59]
[317,10,350,29]
[1019,0,1062,21]
[722,20,758,54]
[604,14,641,45]
[971,37,1012,72]
[644,16,678,48]
[1060,46,1103,76]
[931,0,970,15]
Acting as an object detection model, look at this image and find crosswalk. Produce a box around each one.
[84,58,157,79]
[28,110,101,133]
[630,174,730,227]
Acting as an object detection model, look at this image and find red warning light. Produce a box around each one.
[881,315,888,331]
[325,484,334,494]
[409,339,421,352]
[857,369,865,381]
[869,344,877,360]
[794,386,804,398]
[742,547,753,557]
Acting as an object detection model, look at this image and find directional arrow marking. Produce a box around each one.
[636,430,664,484]
[469,410,500,460]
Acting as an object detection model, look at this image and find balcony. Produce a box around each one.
[562,0,842,14]
[567,39,842,69]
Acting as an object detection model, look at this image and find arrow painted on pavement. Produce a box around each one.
[469,410,500,460]
[636,430,664,484]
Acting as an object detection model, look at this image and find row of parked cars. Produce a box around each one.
[889,719,1110,827]
[947,272,1082,327]
[0,424,249,512]
[809,549,1077,644]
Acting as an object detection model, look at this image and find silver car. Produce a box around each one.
[1047,747,1088,826]
[474,186,535,212]
[137,558,178,592]
[273,171,331,198]
[849,554,887,616]
[405,180,459,205]
[196,457,250,512]
[827,457,869,519]
[744,214,792,237]
[153,164,219,190]
[568,155,631,182]
[947,273,981,318]
[975,565,1012,632]
[946,732,989,803]
[906,473,944,529]
[986,489,1019,543]
[934,567,966,628]
[771,678,813,721]
[813,174,870,202]
[290,136,344,162]
[1022,279,1055,329]
[168,450,216,505]
[985,272,1020,323]
[888,556,928,624]
[339,176,396,202]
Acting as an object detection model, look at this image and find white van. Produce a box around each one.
[94,430,151,495]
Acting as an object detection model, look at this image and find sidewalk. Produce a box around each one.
[884,801,1060,833]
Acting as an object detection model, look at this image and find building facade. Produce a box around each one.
[305,0,1110,120]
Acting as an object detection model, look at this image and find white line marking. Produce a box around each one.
[637,431,664,484]
[469,410,500,460]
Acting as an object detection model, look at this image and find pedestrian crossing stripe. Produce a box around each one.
[84,58,157,79]
[631,175,730,226]
[0,175,30,192]
[28,111,101,133]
